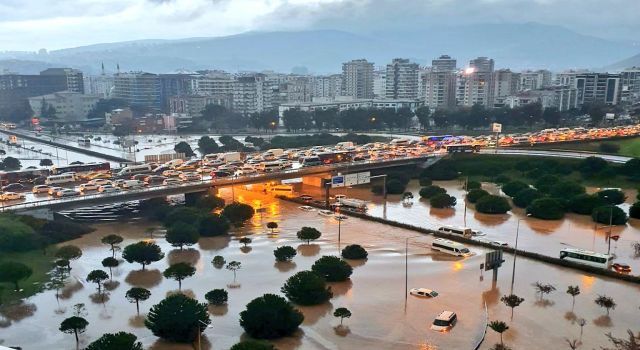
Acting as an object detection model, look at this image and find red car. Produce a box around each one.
[612,263,631,274]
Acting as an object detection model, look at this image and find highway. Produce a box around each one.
[482,148,633,163]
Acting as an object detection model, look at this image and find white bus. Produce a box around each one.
[431,238,473,257]
[45,173,77,185]
[117,164,153,177]
[390,138,410,147]
[437,225,473,237]
[559,248,612,268]
[257,161,283,173]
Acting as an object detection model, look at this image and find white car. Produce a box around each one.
[0,192,25,201]
[79,183,99,192]
[48,186,64,195]
[431,311,457,332]
[409,288,439,298]
[122,180,145,189]
[90,178,111,186]
[57,189,79,197]
[491,241,509,247]
[98,184,119,193]
[299,206,315,212]
[32,185,51,194]
[179,172,201,181]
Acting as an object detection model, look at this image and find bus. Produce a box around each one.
[437,225,473,237]
[445,144,480,153]
[0,169,49,185]
[51,162,110,176]
[431,238,473,257]
[45,173,77,185]
[257,161,283,173]
[116,164,153,177]
[423,135,454,143]
[559,248,612,268]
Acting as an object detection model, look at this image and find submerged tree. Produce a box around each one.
[125,287,151,315]
[501,294,525,320]
[488,320,509,346]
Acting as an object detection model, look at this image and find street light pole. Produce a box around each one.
[510,215,529,295]
[608,204,613,256]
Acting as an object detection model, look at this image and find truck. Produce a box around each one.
[220,152,241,163]
[337,197,368,210]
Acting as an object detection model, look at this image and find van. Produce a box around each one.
[122,180,145,189]
[437,225,472,237]
[117,164,152,177]
[301,156,322,167]
[431,238,472,257]
[220,152,241,163]
[45,173,77,185]
[266,148,284,157]
[430,311,457,332]
[164,159,184,168]
[258,161,283,173]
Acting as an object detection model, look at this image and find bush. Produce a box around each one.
[494,175,511,184]
[297,227,321,244]
[198,214,230,236]
[164,207,203,227]
[423,159,458,180]
[596,189,626,205]
[549,181,586,198]
[475,195,511,214]
[194,195,225,210]
[230,340,275,350]
[205,289,228,305]
[599,142,620,153]
[512,188,542,208]
[341,244,368,259]
[239,294,304,339]
[502,181,529,197]
[534,174,560,193]
[419,185,446,199]
[222,203,255,226]
[568,194,606,215]
[418,177,432,186]
[385,179,406,194]
[85,332,143,350]
[527,198,565,220]
[467,189,489,203]
[579,156,608,176]
[281,271,332,305]
[465,181,481,190]
[622,158,640,178]
[145,294,210,343]
[591,206,628,225]
[274,246,297,262]
[629,202,640,219]
[0,216,39,252]
[165,224,199,250]
[430,193,457,208]
[311,256,353,282]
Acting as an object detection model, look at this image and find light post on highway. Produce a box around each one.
[510,214,531,294]
[604,195,614,256]
[196,319,213,350]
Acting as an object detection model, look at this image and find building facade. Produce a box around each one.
[40,68,85,94]
[519,70,552,91]
[620,68,640,103]
[278,98,421,118]
[169,95,233,118]
[493,69,521,107]
[112,72,162,112]
[312,74,342,100]
[458,57,495,107]
[28,92,100,123]
[232,74,273,115]
[385,58,419,99]
[342,59,374,99]
[575,73,621,106]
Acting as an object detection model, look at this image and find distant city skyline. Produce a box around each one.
[0,0,639,51]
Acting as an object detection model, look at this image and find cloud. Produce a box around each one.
[0,0,637,51]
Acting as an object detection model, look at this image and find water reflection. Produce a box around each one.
[474,212,510,226]
[240,246,253,254]
[89,292,110,305]
[593,315,613,327]
[104,280,120,291]
[334,325,351,337]
[168,248,201,265]
[59,280,84,300]
[298,302,333,326]
[328,280,353,297]
[274,261,297,273]
[208,304,228,316]
[125,269,163,288]
[297,244,320,257]
[198,236,231,251]
[429,207,455,219]
[128,314,146,328]
[0,301,37,322]
[345,258,367,268]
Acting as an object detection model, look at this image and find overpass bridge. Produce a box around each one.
[3,154,442,218]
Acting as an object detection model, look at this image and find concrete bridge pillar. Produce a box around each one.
[302,175,330,188]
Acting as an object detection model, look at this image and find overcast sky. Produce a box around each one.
[1,0,638,51]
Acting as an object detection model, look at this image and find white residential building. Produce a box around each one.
[232,74,273,115]
[28,92,101,123]
[342,59,374,99]
[385,58,419,99]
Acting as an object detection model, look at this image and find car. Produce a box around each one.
[0,192,25,201]
[299,206,315,212]
[48,186,64,195]
[90,178,112,186]
[163,169,181,177]
[32,184,51,194]
[612,263,632,274]
[57,189,79,197]
[298,194,313,201]
[122,180,146,189]
[79,183,99,192]
[112,179,127,187]
[163,178,182,186]
[211,171,232,178]
[2,183,27,192]
[144,175,167,184]
[409,288,439,298]
[131,174,149,181]
[98,184,119,193]
[179,172,201,182]
[89,172,111,180]
[491,240,509,247]
[430,311,457,332]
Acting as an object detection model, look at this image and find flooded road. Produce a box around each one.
[0,187,639,350]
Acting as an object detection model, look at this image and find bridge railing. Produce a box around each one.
[1,153,440,211]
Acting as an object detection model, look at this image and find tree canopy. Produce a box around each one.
[281,270,332,305]
[122,241,165,270]
[239,294,304,339]
[85,332,143,350]
[297,227,321,244]
[311,256,353,282]
[145,294,211,343]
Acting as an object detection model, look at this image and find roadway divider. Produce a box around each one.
[280,196,640,284]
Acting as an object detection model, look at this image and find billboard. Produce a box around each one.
[357,171,371,184]
[485,250,504,271]
[345,173,358,186]
[605,113,615,120]
[491,123,502,133]
[331,175,345,188]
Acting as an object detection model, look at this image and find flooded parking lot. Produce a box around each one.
[0,187,639,350]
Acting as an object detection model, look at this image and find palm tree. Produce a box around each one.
[501,294,525,320]
[532,281,556,299]
[594,295,616,316]
[566,285,580,310]
[488,320,509,346]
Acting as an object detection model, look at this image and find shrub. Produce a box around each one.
[430,193,457,208]
[205,289,228,305]
[419,185,446,198]
[311,256,353,282]
[211,256,226,268]
[85,332,143,350]
[230,340,275,350]
[622,158,640,178]
[274,246,297,262]
[549,181,586,198]
[599,142,620,154]
[341,244,368,259]
[596,189,626,205]
[591,206,628,225]
[494,175,511,184]
[0,216,39,252]
[164,207,203,226]
[423,159,458,180]
[527,198,565,220]
[568,194,606,215]
[629,202,640,219]
[579,156,608,176]
[239,294,303,339]
[222,203,255,226]
[467,189,489,203]
[418,177,432,186]
[281,271,332,305]
[297,227,321,244]
[502,181,529,197]
[465,181,481,190]
[165,224,200,250]
[145,294,210,343]
[386,179,406,194]
[475,195,511,214]
[198,214,230,237]
[534,174,560,193]
[512,188,542,208]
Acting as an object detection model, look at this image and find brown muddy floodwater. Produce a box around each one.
[0,185,639,350]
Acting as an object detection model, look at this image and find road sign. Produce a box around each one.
[357,171,371,184]
[605,113,615,120]
[491,123,502,133]
[331,175,345,188]
[485,250,503,271]
[345,173,358,186]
